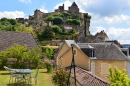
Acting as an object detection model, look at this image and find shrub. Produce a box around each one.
[45,48,54,59]
[52,68,68,86]
[45,62,53,73]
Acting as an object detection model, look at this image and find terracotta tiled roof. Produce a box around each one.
[0,30,37,50]
[70,67,110,86]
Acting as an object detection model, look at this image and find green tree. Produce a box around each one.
[0,18,17,25]
[109,67,130,86]
[9,19,17,25]
[66,19,80,25]
[0,18,35,34]
[53,17,63,25]
[15,24,34,33]
[51,25,62,33]
[44,15,54,21]
[61,12,70,17]
[0,17,8,22]
[66,19,72,25]
[42,27,55,38]
[0,44,42,68]
[25,46,42,68]
[45,48,54,59]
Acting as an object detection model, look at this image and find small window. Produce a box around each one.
[73,49,77,56]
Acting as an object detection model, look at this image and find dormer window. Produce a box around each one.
[80,44,95,58]
[121,48,129,56]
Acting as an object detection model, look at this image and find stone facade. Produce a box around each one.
[55,4,64,12]
[33,9,49,20]
[69,2,79,14]
[16,18,24,24]
[55,2,79,14]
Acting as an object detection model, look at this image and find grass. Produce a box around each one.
[0,69,55,86]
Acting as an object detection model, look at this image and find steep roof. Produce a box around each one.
[0,30,37,50]
[59,40,129,60]
[70,67,110,86]
[65,40,79,48]
[71,2,78,7]
[77,43,129,60]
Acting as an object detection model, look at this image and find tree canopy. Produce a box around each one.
[50,25,62,33]
[109,67,130,86]
[66,19,80,25]
[42,27,55,38]
[53,17,63,25]
[44,16,54,22]
[0,44,42,68]
[0,17,34,34]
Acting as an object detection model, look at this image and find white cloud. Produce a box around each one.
[54,0,72,10]
[91,14,130,24]
[103,15,130,24]
[75,0,130,24]
[19,0,31,3]
[74,0,130,44]
[0,11,25,19]
[39,6,48,13]
[118,40,130,44]
[76,0,130,16]
[91,26,106,35]
[91,26,130,44]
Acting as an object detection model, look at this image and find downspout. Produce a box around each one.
[89,58,91,71]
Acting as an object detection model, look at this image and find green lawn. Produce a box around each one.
[0,69,55,86]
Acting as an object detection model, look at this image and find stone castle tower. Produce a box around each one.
[34,9,43,20]
[69,2,79,14]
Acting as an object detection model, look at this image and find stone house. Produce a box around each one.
[55,40,130,82]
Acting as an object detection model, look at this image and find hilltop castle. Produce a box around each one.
[16,2,109,43]
[29,2,80,21]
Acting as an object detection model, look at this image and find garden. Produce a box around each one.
[0,44,68,86]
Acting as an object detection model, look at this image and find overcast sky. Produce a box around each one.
[0,0,130,44]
